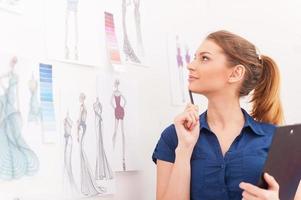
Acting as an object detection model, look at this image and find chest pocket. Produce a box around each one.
[190,148,207,198]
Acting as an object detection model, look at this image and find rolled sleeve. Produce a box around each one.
[152,124,178,164]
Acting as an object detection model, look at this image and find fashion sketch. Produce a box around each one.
[133,0,144,57]
[185,45,191,64]
[111,79,127,171]
[0,56,39,180]
[94,97,113,180]
[65,0,79,60]
[77,93,106,196]
[63,111,78,194]
[122,0,142,63]
[28,73,41,123]
[176,35,185,103]
[0,0,19,6]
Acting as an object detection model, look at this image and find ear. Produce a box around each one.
[228,64,245,83]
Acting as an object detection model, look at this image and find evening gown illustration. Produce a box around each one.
[176,36,185,103]
[122,0,141,63]
[185,46,191,64]
[63,112,78,193]
[0,73,39,180]
[133,0,144,57]
[77,94,105,196]
[65,0,79,60]
[28,74,41,122]
[94,98,113,180]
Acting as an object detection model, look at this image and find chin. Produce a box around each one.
[188,84,200,93]
[188,86,207,95]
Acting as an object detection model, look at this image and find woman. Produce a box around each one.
[152,30,296,200]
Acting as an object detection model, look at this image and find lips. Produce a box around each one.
[188,75,198,82]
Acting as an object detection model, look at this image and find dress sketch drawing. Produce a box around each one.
[63,111,78,194]
[176,35,185,103]
[94,97,113,180]
[65,0,79,60]
[28,73,41,123]
[122,0,143,63]
[111,79,127,171]
[77,93,105,196]
[0,56,39,180]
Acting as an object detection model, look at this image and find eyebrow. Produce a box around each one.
[194,51,212,57]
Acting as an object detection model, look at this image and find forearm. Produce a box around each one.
[161,147,192,200]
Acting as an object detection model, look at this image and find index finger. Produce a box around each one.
[239,182,265,198]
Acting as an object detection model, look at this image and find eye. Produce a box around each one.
[201,56,209,61]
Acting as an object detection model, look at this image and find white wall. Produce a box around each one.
[1,0,301,200]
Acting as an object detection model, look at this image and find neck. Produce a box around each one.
[206,94,244,130]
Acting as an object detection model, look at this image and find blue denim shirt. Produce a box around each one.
[152,109,276,200]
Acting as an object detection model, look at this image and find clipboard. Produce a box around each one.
[258,124,301,200]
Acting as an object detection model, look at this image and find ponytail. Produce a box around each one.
[250,55,284,125]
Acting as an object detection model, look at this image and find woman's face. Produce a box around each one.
[187,39,235,96]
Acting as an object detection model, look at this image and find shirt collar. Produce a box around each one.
[241,108,265,135]
[199,108,265,136]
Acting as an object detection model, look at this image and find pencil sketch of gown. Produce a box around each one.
[63,111,78,194]
[111,79,127,171]
[94,97,113,180]
[77,93,106,196]
[28,73,41,123]
[176,35,185,103]
[65,0,79,60]
[122,0,144,63]
[133,0,144,57]
[0,56,39,180]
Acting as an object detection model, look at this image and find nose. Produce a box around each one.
[187,60,196,71]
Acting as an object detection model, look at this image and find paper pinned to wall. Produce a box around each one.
[0,0,24,14]
[105,0,148,67]
[44,0,105,67]
[0,51,62,200]
[58,73,117,199]
[96,71,141,172]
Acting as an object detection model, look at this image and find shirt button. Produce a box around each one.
[220,164,225,169]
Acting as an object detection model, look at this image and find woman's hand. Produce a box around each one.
[174,103,200,151]
[239,173,279,200]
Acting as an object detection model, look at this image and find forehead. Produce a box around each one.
[196,39,224,55]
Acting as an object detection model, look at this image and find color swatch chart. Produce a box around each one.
[39,63,56,133]
[105,11,121,64]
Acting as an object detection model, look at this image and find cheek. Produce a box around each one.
[196,63,229,90]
